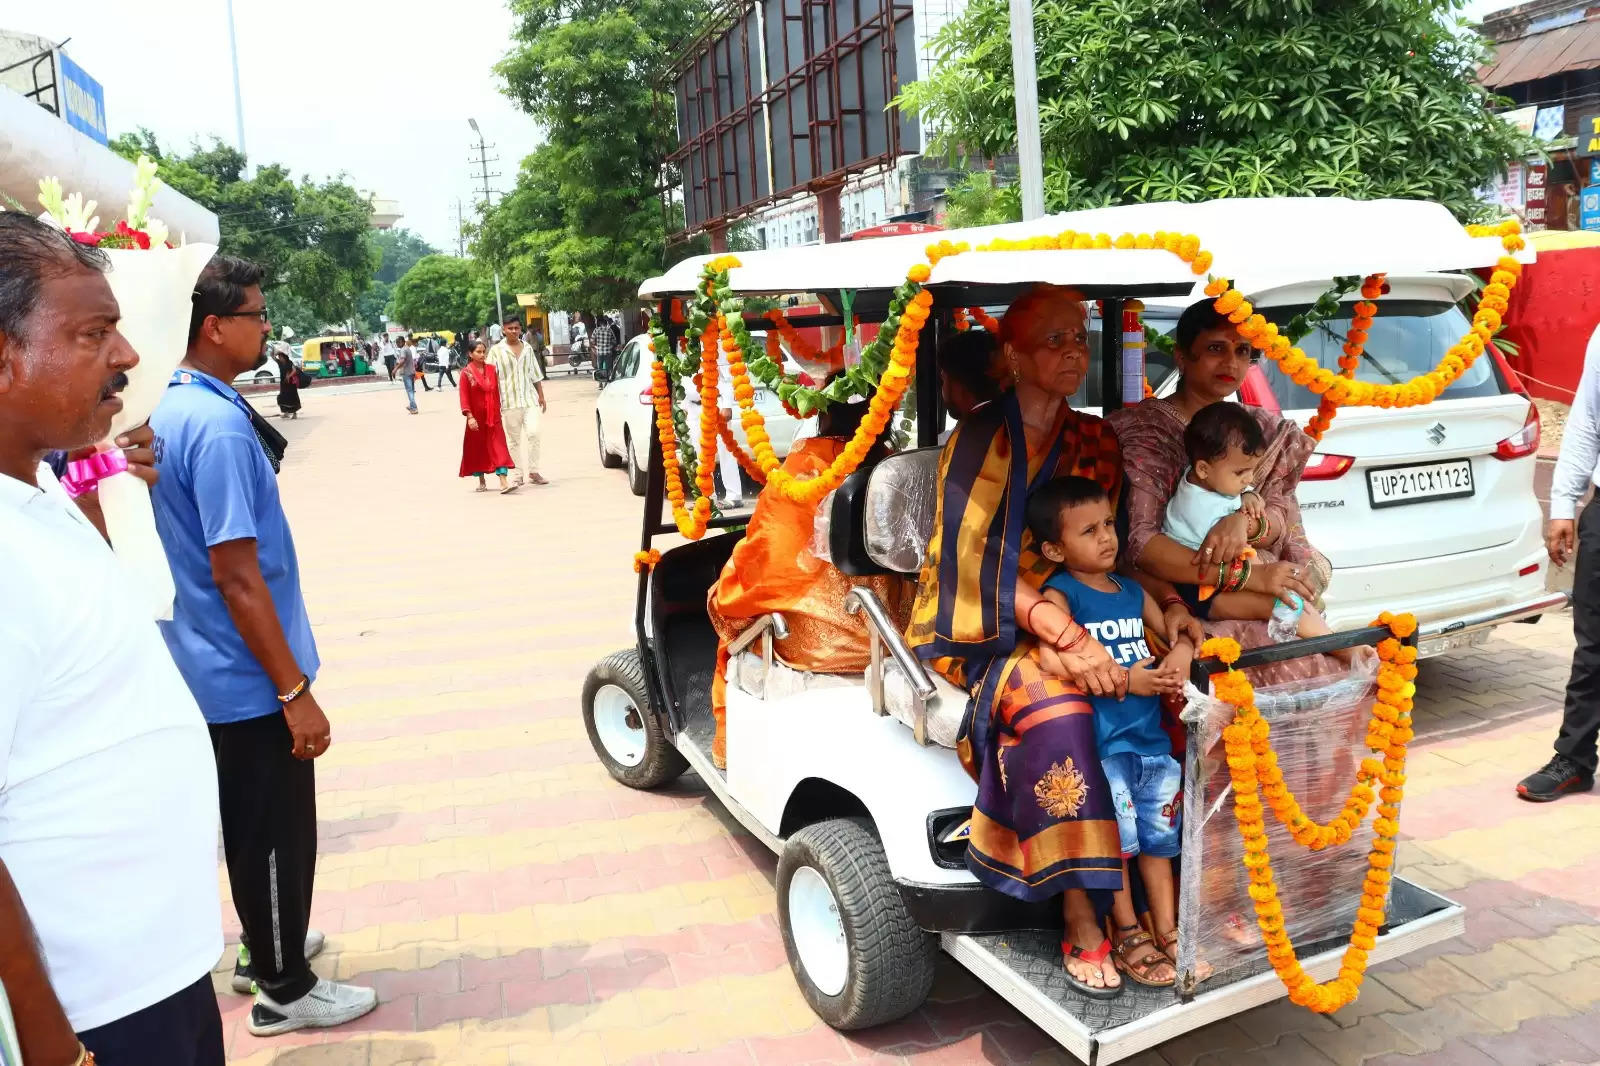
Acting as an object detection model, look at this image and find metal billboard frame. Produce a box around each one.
[666,0,918,239]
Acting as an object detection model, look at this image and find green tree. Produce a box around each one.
[372,228,438,285]
[265,288,323,340]
[354,280,394,334]
[940,171,1022,228]
[487,0,701,312]
[390,256,496,335]
[108,129,381,322]
[898,0,1536,220]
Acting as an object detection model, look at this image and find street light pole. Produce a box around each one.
[467,118,505,328]
[225,0,247,157]
[1008,0,1045,220]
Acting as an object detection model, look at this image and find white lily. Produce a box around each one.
[127,155,162,230]
[37,176,66,225]
[144,217,170,248]
[60,192,100,234]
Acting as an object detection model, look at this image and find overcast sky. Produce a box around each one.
[22,0,1520,255]
[22,0,545,255]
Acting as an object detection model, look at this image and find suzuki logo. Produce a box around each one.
[1426,422,1446,445]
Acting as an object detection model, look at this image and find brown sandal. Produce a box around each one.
[1114,928,1176,988]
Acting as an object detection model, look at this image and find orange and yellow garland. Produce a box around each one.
[1306,274,1385,441]
[1201,612,1417,1013]
[646,221,1526,545]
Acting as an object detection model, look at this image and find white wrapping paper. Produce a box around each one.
[96,242,217,620]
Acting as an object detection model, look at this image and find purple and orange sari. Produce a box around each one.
[907,393,1126,902]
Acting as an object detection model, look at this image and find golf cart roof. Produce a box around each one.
[639,198,1525,305]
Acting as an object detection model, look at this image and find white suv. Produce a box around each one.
[1145,274,1555,655]
[595,333,813,495]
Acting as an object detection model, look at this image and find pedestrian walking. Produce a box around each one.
[0,212,227,1066]
[1522,322,1600,801]
[593,314,622,381]
[459,339,517,493]
[434,336,459,389]
[414,338,433,392]
[487,313,548,485]
[149,253,378,1036]
[274,342,302,419]
[529,323,549,378]
[381,335,398,381]
[397,337,420,413]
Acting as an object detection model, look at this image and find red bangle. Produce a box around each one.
[1060,625,1090,653]
[1160,594,1186,610]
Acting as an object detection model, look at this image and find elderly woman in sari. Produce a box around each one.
[1107,299,1328,680]
[908,285,1202,996]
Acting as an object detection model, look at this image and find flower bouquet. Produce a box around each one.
[37,156,217,620]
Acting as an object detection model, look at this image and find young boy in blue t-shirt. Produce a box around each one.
[1025,475,1196,987]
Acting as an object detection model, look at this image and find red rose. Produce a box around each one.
[68,230,103,246]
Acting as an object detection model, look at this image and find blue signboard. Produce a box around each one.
[1589,158,1600,186]
[1582,185,1600,232]
[56,51,107,145]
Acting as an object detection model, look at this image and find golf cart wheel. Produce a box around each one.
[598,416,623,469]
[582,649,686,790]
[626,434,647,496]
[776,818,937,1030]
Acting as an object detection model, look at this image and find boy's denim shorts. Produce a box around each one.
[1101,751,1183,858]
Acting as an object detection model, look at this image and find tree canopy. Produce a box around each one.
[372,228,438,285]
[898,0,1535,220]
[389,256,497,335]
[484,0,701,312]
[109,129,380,326]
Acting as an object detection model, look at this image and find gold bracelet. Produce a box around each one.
[73,1043,95,1066]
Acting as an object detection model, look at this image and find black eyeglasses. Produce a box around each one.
[214,309,269,323]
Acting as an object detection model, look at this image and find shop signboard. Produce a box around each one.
[1590,158,1600,185]
[1502,106,1538,136]
[1526,161,1549,229]
[55,50,107,145]
[1492,162,1524,210]
[1581,113,1600,155]
[1582,186,1600,232]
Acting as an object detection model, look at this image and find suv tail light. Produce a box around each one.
[1238,364,1280,415]
[1493,401,1541,461]
[639,385,654,407]
[1302,452,1354,480]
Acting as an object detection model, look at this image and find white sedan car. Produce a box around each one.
[1145,273,1553,655]
[596,333,813,495]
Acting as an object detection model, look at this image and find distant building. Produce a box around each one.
[1479,0,1600,230]
[367,194,403,229]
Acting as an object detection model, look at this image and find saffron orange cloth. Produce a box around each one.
[706,437,911,767]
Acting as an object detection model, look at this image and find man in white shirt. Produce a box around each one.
[487,313,548,485]
[1522,323,1600,802]
[0,212,225,1064]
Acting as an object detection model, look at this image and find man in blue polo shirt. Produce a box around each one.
[149,254,376,1036]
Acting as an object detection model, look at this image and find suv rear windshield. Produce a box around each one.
[1146,300,1508,410]
[1258,301,1508,410]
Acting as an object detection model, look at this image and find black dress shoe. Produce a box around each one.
[1516,754,1595,802]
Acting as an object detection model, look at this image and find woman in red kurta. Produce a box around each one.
[458,339,517,492]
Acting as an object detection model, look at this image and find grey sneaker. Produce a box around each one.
[231,930,328,994]
[248,977,378,1036]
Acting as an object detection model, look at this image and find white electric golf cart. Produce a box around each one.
[580,199,1537,1064]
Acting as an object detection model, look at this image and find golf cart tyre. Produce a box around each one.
[776,817,936,1030]
[581,649,686,789]
[598,416,623,468]
[626,434,647,496]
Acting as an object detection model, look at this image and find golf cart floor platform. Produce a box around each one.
[943,878,1462,1064]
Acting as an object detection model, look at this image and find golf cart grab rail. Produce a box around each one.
[1189,624,1400,682]
[727,611,789,699]
[845,586,939,745]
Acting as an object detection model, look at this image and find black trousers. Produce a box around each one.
[1559,502,1600,773]
[78,973,223,1066]
[210,712,318,1002]
[384,356,396,380]
[436,367,457,388]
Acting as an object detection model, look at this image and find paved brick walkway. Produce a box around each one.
[218,377,1599,1065]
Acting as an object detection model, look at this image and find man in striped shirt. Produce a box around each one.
[487,314,548,485]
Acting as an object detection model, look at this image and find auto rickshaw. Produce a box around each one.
[300,335,368,378]
[580,198,1547,1063]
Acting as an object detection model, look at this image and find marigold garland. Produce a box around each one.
[641,220,1526,546]
[633,549,662,573]
[1199,613,1416,1014]
[1306,274,1385,441]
